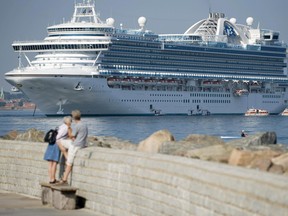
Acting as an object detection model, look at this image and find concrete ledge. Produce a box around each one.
[40,182,78,210]
[51,185,78,210]
[40,182,53,205]
[1,140,288,215]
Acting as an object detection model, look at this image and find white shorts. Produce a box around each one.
[60,139,81,166]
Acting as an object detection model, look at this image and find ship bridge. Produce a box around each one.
[10,0,114,69]
[46,0,115,39]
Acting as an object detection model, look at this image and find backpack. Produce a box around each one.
[44,128,58,144]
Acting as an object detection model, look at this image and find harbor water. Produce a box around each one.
[0,110,288,144]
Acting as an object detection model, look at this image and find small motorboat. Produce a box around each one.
[280,108,288,116]
[245,108,269,116]
[11,86,20,92]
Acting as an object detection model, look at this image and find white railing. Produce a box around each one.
[13,39,111,44]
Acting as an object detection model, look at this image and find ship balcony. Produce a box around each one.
[12,40,110,53]
[31,59,95,65]
[159,34,202,42]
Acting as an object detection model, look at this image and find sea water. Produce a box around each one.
[1,110,288,144]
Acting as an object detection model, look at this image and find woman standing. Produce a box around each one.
[43,116,72,184]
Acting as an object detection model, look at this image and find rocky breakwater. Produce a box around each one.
[0,128,138,150]
[1,128,45,142]
[137,129,288,176]
[2,128,288,175]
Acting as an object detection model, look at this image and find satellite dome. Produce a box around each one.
[138,16,147,29]
[230,18,237,24]
[246,17,254,26]
[106,18,115,26]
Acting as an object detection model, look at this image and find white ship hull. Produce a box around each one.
[6,68,287,116]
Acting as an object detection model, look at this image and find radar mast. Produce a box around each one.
[71,0,102,23]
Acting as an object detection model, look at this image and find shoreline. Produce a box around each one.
[0,107,36,111]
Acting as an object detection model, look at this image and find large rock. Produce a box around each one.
[227,132,277,147]
[159,134,225,156]
[248,158,272,171]
[184,144,233,163]
[137,129,175,153]
[229,148,281,167]
[0,130,19,140]
[272,153,288,172]
[228,149,256,167]
[88,136,137,151]
[15,128,45,142]
[268,164,284,174]
[183,134,225,146]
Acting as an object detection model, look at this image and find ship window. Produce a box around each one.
[264,35,271,40]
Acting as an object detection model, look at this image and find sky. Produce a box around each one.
[0,0,288,91]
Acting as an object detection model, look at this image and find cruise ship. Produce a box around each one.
[5,1,288,116]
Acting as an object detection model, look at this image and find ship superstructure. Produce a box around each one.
[5,1,288,115]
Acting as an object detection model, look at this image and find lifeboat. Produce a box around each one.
[234,89,249,96]
[250,82,261,89]
[202,80,222,87]
[280,108,288,116]
[245,108,269,116]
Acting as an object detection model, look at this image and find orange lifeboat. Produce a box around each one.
[245,108,269,116]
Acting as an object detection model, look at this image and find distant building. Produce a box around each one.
[0,88,36,110]
[22,102,36,109]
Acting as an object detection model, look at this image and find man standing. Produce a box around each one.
[58,110,88,184]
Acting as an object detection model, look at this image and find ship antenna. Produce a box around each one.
[208,0,212,13]
[72,0,99,23]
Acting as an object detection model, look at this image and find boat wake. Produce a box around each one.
[220,136,240,139]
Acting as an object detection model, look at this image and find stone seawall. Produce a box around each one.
[0,140,288,215]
